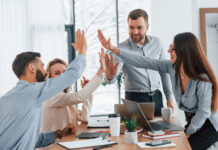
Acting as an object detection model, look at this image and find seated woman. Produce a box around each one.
[98,30,218,150]
[39,49,118,150]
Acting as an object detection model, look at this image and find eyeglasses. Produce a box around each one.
[169,44,175,51]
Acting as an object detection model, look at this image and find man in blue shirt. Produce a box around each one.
[0,29,86,150]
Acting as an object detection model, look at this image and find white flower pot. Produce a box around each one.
[124,131,138,144]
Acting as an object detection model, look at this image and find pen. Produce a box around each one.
[93,144,113,150]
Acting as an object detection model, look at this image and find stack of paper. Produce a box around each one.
[58,137,117,149]
[142,131,180,139]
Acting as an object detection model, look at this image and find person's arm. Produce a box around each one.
[158,44,175,106]
[186,81,212,135]
[35,132,55,148]
[47,75,102,108]
[35,29,87,104]
[73,96,93,123]
[105,54,123,84]
[119,48,171,73]
[35,123,77,148]
[35,54,86,104]
[98,29,171,73]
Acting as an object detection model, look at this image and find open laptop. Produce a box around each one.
[122,99,184,131]
[114,103,154,121]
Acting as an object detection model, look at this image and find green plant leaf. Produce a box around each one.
[123,117,137,132]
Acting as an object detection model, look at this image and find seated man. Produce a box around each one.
[38,48,119,150]
[0,29,86,150]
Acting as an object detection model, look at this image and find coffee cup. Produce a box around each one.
[108,114,120,136]
[161,108,172,122]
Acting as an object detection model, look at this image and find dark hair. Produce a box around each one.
[46,58,70,93]
[12,52,41,78]
[173,32,218,112]
[128,9,148,23]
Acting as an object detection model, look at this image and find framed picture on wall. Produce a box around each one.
[200,8,218,77]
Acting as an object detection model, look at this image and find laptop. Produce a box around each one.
[114,103,154,120]
[122,99,184,131]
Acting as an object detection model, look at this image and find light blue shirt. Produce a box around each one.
[35,132,55,148]
[118,49,218,135]
[107,36,174,101]
[0,54,86,150]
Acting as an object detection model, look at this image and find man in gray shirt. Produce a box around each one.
[98,9,174,116]
[0,30,87,150]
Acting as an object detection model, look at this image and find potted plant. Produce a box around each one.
[123,117,138,144]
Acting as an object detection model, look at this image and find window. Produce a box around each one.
[64,0,151,114]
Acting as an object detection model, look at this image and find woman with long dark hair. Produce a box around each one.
[98,30,218,150]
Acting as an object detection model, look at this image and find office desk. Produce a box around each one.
[53,120,191,150]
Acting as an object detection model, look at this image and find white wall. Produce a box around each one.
[150,0,218,49]
[150,0,193,50]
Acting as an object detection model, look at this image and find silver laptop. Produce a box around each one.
[122,99,184,131]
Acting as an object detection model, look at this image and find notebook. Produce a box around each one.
[58,137,117,149]
[142,131,180,139]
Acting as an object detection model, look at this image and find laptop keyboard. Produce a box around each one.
[150,122,168,130]
[150,121,184,131]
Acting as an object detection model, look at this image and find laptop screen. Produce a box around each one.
[122,99,152,130]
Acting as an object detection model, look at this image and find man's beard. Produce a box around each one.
[131,33,144,43]
[36,70,46,82]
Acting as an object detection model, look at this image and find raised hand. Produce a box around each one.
[98,29,112,51]
[96,48,106,77]
[105,54,119,80]
[99,48,106,72]
[98,29,120,55]
[80,76,90,88]
[72,29,87,56]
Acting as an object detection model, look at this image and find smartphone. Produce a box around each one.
[146,140,171,147]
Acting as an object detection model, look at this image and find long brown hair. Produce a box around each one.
[173,32,218,112]
[46,58,71,93]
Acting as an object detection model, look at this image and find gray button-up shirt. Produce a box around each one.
[118,49,218,135]
[0,54,86,150]
[107,36,174,101]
